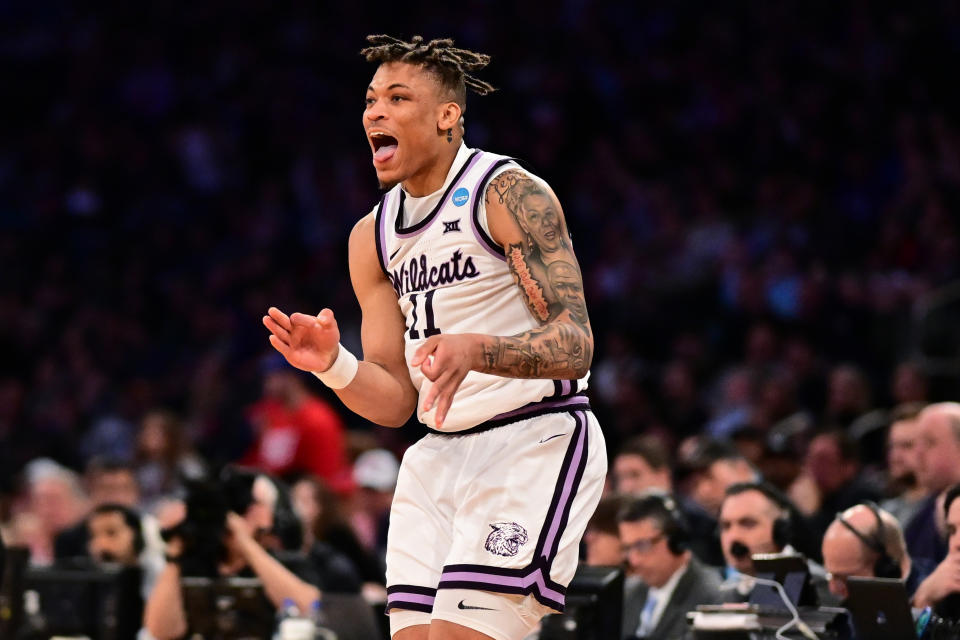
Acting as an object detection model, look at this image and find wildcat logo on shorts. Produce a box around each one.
[484,522,528,557]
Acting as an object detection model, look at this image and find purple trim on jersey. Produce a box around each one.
[387,593,435,606]
[386,584,437,596]
[439,568,565,610]
[471,158,515,261]
[539,411,587,560]
[423,394,590,437]
[491,394,588,421]
[436,410,591,612]
[377,191,393,272]
[385,600,433,614]
[377,190,393,274]
[395,150,483,238]
[545,380,563,399]
[385,584,437,614]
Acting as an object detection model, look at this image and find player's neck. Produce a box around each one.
[402,142,460,197]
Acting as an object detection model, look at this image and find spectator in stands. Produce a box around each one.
[134,409,206,510]
[612,436,672,496]
[291,475,385,585]
[685,441,758,518]
[821,502,928,600]
[824,364,873,428]
[881,403,928,527]
[913,484,960,617]
[583,493,626,568]
[55,457,142,558]
[678,440,756,566]
[799,430,881,542]
[242,355,352,492]
[718,482,835,605]
[12,459,88,565]
[348,449,398,565]
[618,493,722,639]
[890,361,929,406]
[906,403,960,565]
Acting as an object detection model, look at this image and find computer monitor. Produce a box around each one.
[181,576,277,640]
[539,565,624,640]
[0,544,28,638]
[749,553,818,610]
[22,561,143,640]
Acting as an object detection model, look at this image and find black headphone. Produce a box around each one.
[621,492,691,556]
[727,481,794,550]
[835,501,901,579]
[654,494,691,556]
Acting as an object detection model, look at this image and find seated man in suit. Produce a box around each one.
[618,492,722,640]
[718,481,838,606]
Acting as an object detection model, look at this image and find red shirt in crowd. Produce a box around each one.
[243,396,353,493]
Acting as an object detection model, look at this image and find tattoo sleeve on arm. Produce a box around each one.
[481,169,594,379]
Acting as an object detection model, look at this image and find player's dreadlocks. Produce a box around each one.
[361,35,496,108]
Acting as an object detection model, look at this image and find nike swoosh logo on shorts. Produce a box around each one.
[389,247,402,260]
[539,433,566,444]
[458,600,497,611]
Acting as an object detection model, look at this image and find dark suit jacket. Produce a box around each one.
[622,558,723,640]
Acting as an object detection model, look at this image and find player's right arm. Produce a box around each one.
[263,213,418,427]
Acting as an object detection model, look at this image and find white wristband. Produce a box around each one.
[312,343,359,389]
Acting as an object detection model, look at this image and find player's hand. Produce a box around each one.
[263,306,341,373]
[914,553,960,607]
[410,334,482,429]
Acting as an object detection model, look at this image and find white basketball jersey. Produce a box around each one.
[373,145,589,432]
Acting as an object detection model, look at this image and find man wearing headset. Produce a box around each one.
[717,481,837,606]
[617,493,722,640]
[821,502,928,601]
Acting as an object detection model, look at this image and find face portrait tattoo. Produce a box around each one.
[518,191,563,254]
[548,261,587,325]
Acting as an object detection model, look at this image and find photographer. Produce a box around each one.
[143,469,323,640]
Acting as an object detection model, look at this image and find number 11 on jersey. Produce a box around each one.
[408,290,441,339]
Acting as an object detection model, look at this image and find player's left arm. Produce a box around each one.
[475,169,593,377]
[410,169,592,427]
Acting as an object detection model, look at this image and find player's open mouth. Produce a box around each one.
[370,131,399,164]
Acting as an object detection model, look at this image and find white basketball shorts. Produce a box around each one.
[384,395,607,618]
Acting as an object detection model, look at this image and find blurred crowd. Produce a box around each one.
[2,0,960,637]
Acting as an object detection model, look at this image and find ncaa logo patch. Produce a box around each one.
[451,187,470,207]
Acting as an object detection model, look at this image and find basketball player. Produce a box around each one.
[263,35,607,640]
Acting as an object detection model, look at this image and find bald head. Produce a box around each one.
[822,504,908,600]
[916,403,960,493]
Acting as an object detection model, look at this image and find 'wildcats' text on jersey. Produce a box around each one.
[372,144,588,432]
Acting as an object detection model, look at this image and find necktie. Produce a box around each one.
[638,593,658,637]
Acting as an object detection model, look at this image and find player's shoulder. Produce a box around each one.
[482,158,553,194]
[351,208,377,238]
[348,208,379,268]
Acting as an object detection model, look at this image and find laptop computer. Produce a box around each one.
[845,576,917,640]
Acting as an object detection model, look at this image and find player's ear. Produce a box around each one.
[437,101,462,132]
